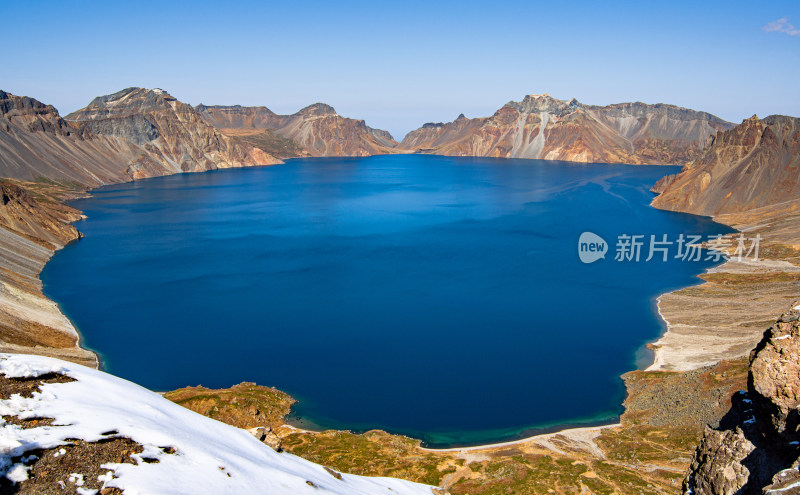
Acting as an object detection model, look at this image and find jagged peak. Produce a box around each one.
[297,103,337,117]
[506,93,574,114]
[456,113,467,120]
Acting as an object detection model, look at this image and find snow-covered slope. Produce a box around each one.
[0,353,437,494]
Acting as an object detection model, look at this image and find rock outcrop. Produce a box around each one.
[195,103,398,158]
[652,115,800,216]
[399,94,732,164]
[683,304,800,494]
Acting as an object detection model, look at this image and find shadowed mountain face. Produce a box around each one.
[400,94,732,165]
[195,103,398,158]
[0,89,280,187]
[652,115,800,216]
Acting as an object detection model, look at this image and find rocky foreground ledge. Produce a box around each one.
[684,304,800,494]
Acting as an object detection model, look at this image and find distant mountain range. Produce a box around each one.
[1,87,744,190]
[0,88,279,187]
[1,86,798,225]
[400,94,733,165]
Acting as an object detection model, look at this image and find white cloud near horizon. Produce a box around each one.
[763,17,800,37]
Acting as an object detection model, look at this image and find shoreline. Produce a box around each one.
[418,423,621,453]
[11,161,788,453]
[645,252,800,373]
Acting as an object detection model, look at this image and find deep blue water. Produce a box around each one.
[42,155,732,447]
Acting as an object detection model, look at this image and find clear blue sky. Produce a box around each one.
[4,0,799,139]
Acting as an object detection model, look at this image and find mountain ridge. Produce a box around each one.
[652,114,800,216]
[0,88,281,187]
[195,103,398,158]
[400,94,733,164]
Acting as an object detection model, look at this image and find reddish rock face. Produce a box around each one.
[399,94,731,164]
[652,115,800,216]
[195,103,398,157]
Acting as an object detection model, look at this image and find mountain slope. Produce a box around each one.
[651,115,800,216]
[0,90,149,186]
[0,89,280,187]
[0,353,437,495]
[0,181,96,368]
[66,88,281,179]
[195,103,398,158]
[400,94,732,165]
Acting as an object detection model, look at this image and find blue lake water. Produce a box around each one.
[41,155,733,447]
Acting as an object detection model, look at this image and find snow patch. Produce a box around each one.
[6,463,28,482]
[0,354,435,494]
[69,473,85,486]
[0,355,67,379]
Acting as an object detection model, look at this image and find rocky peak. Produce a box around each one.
[0,90,83,138]
[67,87,175,121]
[297,103,337,117]
[64,87,281,171]
[507,93,575,115]
[0,90,60,119]
[455,113,467,121]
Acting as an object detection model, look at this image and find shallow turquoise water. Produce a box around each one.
[42,155,732,447]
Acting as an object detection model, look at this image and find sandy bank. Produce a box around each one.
[648,245,800,372]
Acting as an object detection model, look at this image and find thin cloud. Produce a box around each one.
[763,17,800,37]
